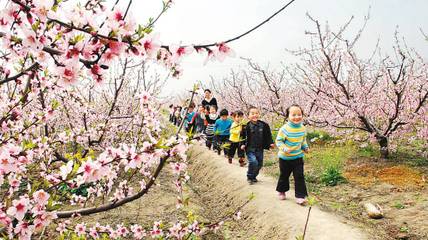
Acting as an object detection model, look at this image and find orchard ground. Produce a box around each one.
[67,131,427,240]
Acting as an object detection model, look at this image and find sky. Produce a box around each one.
[128,0,428,98]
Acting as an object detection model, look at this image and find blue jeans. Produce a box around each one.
[246,149,264,180]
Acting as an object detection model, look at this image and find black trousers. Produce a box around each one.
[228,142,244,158]
[276,158,308,198]
[206,135,214,149]
[215,135,229,155]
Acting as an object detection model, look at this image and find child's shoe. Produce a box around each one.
[278,192,286,200]
[238,158,246,167]
[296,198,307,205]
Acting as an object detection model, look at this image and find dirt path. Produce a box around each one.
[188,145,371,240]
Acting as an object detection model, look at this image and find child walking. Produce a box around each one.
[184,104,195,132]
[205,105,218,150]
[175,106,182,126]
[213,109,233,156]
[275,104,309,205]
[189,105,206,134]
[241,106,274,184]
[228,110,245,166]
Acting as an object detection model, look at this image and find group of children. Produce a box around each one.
[169,101,311,205]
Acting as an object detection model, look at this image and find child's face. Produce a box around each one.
[198,106,204,112]
[288,106,303,124]
[248,108,260,122]
[188,107,194,112]
[220,115,228,120]
[209,108,216,114]
[234,115,242,123]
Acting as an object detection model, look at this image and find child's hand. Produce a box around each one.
[270,144,275,149]
[283,147,291,153]
[240,145,245,150]
[303,148,310,154]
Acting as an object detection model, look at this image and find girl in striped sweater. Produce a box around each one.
[275,105,309,205]
[205,105,219,150]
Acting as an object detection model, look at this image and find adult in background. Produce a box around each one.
[201,89,218,109]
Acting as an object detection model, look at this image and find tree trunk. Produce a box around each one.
[376,135,389,159]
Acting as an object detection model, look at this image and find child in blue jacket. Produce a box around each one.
[214,109,233,155]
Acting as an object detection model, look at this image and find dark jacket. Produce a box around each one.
[202,97,218,108]
[242,120,273,151]
[190,112,206,133]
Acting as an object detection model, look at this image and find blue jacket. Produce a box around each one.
[185,112,195,123]
[214,118,233,136]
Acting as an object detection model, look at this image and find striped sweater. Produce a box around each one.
[276,121,309,160]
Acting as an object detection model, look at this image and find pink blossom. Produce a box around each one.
[139,91,152,105]
[0,210,12,227]
[56,60,81,86]
[106,8,125,31]
[127,153,142,170]
[203,48,217,65]
[32,190,50,206]
[108,41,125,56]
[90,64,103,83]
[56,220,71,234]
[32,0,54,21]
[173,179,182,192]
[188,221,201,235]
[170,162,186,175]
[0,8,15,27]
[150,221,164,238]
[131,224,146,239]
[170,45,194,63]
[142,33,161,58]
[168,222,186,239]
[75,223,87,237]
[78,159,103,183]
[33,211,57,230]
[0,152,18,174]
[216,42,235,61]
[7,196,30,221]
[89,227,100,239]
[21,29,43,53]
[8,175,21,193]
[14,221,35,240]
[115,224,129,237]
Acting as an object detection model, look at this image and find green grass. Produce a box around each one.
[392,201,405,209]
[305,144,353,186]
[389,148,428,167]
[306,129,335,143]
[353,140,428,166]
[357,144,379,158]
[306,144,352,173]
[320,166,347,186]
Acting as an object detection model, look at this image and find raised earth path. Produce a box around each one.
[188,145,370,240]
